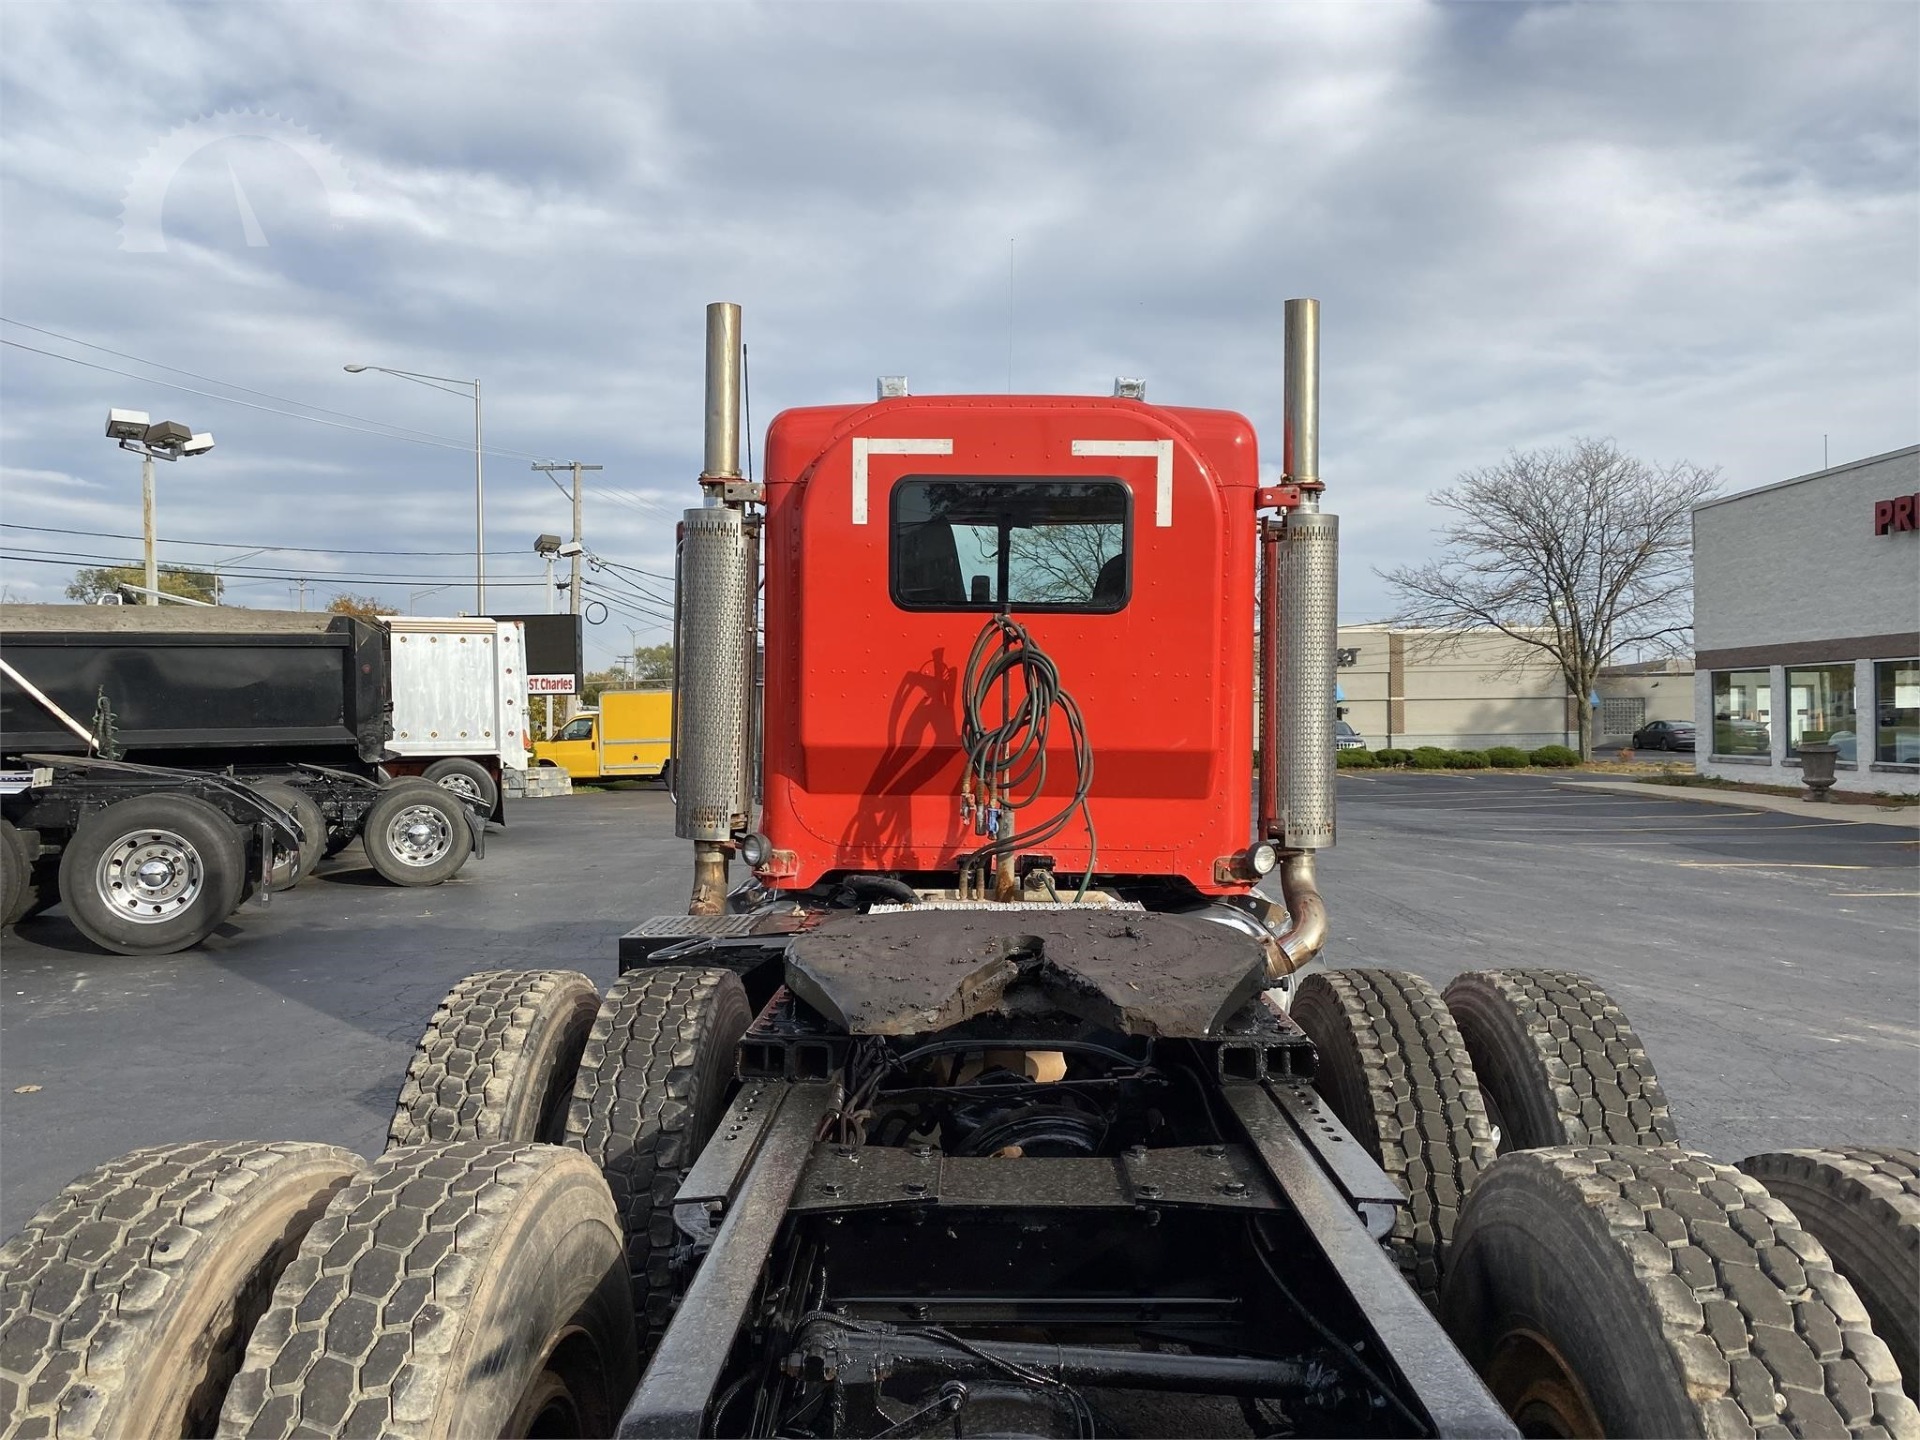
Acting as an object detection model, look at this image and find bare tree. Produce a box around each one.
[1382,437,1719,759]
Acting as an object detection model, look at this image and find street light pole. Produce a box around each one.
[345,364,485,613]
[473,378,485,613]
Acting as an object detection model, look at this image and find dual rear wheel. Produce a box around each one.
[1295,964,1919,1437]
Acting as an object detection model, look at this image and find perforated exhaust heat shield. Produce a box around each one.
[674,505,755,841]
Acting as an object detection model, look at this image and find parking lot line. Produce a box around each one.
[1675,861,1873,870]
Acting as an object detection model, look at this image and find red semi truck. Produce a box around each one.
[1,304,1914,1439]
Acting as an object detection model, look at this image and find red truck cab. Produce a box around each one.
[757,393,1261,896]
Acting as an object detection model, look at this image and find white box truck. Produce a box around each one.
[379,617,528,816]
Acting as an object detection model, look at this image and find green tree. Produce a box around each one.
[578,668,631,708]
[67,564,220,604]
[326,593,400,619]
[630,643,674,684]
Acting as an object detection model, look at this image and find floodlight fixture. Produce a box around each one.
[533,534,564,555]
[105,408,151,441]
[143,419,192,449]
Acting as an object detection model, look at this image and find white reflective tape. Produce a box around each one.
[1072,438,1174,525]
[852,437,953,524]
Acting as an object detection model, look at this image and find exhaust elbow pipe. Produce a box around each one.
[1269,852,1328,978]
[1262,300,1334,981]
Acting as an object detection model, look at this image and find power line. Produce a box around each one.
[0,522,537,558]
[589,567,674,612]
[1,317,505,453]
[1,336,557,464]
[0,548,553,588]
[581,578,672,624]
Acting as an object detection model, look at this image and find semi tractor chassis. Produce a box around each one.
[3,941,1916,1438]
[3,301,1916,1438]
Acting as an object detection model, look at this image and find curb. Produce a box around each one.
[1554,778,1920,827]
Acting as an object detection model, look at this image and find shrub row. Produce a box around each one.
[1349,743,1582,770]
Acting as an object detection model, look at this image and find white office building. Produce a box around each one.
[1692,445,1920,796]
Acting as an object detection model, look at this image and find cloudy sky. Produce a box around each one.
[1,2,1914,668]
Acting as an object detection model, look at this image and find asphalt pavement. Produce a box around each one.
[3,772,1915,1236]
[1294,771,1919,1163]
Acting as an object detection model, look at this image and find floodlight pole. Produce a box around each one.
[142,453,158,605]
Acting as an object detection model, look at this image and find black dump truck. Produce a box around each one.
[0,604,483,956]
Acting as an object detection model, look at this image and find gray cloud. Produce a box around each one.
[2,1,1913,665]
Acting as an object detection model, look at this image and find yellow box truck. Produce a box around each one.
[532,689,673,784]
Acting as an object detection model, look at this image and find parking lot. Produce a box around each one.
[3,772,1916,1236]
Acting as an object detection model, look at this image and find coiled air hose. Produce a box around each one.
[958,614,1097,899]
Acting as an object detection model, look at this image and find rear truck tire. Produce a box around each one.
[1441,1146,1920,1440]
[360,783,471,887]
[57,793,247,956]
[0,817,28,927]
[0,1141,362,1440]
[1292,967,1497,1307]
[248,782,324,893]
[387,969,600,1150]
[421,757,498,811]
[563,965,752,1352]
[1739,1148,1919,1399]
[218,1142,637,1439]
[1443,967,1678,1153]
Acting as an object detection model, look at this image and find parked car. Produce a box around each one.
[1335,719,1368,751]
[1713,716,1771,755]
[1631,719,1696,752]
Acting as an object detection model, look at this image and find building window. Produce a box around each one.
[1786,665,1856,760]
[1711,669,1772,756]
[1875,659,1920,765]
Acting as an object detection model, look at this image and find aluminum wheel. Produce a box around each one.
[436,772,485,802]
[384,803,455,868]
[96,828,205,923]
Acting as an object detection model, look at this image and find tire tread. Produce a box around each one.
[1448,1145,1919,1439]
[386,968,598,1149]
[563,965,750,1348]
[1446,966,1677,1149]
[1294,967,1497,1305]
[218,1141,626,1438]
[1740,1147,1919,1400]
[0,1141,361,1439]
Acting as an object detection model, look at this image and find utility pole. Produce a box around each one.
[293,577,310,612]
[532,461,601,720]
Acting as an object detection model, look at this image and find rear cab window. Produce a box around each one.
[890,477,1131,612]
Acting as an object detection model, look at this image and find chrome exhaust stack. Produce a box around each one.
[1267,298,1338,976]
[677,302,758,914]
